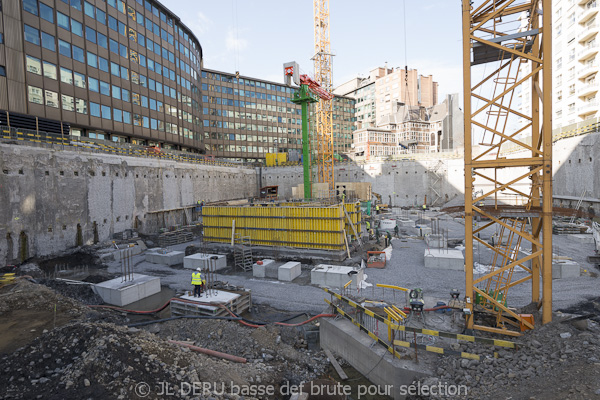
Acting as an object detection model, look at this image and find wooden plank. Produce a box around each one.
[230,219,236,246]
[324,349,348,381]
[343,207,362,246]
[343,229,351,259]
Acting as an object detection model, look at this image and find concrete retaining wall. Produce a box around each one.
[0,144,257,263]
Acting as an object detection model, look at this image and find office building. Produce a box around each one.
[1,0,203,150]
[201,68,355,161]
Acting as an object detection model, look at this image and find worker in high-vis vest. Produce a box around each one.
[191,267,204,297]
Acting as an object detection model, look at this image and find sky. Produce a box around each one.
[167,0,464,99]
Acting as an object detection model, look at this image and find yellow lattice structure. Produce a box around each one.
[462,0,553,335]
[313,0,335,192]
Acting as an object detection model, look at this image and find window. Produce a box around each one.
[41,32,55,51]
[110,38,119,54]
[87,51,97,68]
[58,39,71,57]
[100,81,110,96]
[24,25,40,45]
[45,90,59,108]
[57,12,70,30]
[557,90,562,101]
[60,67,73,84]
[99,57,108,72]
[23,0,38,15]
[122,89,130,102]
[84,1,94,17]
[97,33,107,49]
[111,62,120,76]
[28,85,44,104]
[568,102,575,113]
[101,105,111,119]
[119,44,127,58]
[118,21,126,36]
[123,111,131,124]
[43,61,57,80]
[569,84,576,95]
[70,0,82,11]
[74,72,86,88]
[0,33,3,44]
[62,94,75,111]
[71,19,83,37]
[86,26,96,43]
[76,98,87,114]
[108,15,117,31]
[96,8,106,24]
[26,55,42,75]
[90,102,100,117]
[72,45,85,62]
[40,3,54,22]
[0,66,5,77]
[88,77,99,92]
[120,66,128,80]
[112,85,121,99]
[114,109,123,122]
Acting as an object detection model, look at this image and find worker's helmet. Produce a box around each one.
[196,267,201,272]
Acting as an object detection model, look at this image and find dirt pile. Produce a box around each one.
[38,279,104,305]
[149,318,328,385]
[412,315,600,399]
[0,279,86,316]
[0,319,328,400]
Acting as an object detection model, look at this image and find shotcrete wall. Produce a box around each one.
[0,144,257,263]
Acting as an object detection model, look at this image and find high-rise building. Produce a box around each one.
[201,68,355,161]
[519,0,599,131]
[1,0,204,150]
[334,66,438,129]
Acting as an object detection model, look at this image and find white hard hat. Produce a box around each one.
[196,267,201,272]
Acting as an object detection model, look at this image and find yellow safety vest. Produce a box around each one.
[191,272,202,285]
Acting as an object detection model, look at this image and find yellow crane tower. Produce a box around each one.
[313,0,335,194]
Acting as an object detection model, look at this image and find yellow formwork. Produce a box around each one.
[203,204,346,250]
[343,202,362,239]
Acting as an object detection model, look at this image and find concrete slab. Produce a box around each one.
[113,245,144,261]
[568,234,595,244]
[426,234,447,249]
[145,250,184,266]
[94,274,161,307]
[552,260,581,279]
[252,259,277,278]
[320,318,431,400]
[397,218,414,227]
[183,253,227,270]
[278,261,301,281]
[177,291,241,312]
[311,264,364,289]
[424,249,464,271]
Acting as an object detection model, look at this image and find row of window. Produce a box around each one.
[202,109,302,125]
[25,55,200,126]
[202,83,294,102]
[202,120,303,134]
[28,84,192,138]
[24,0,199,83]
[202,71,296,94]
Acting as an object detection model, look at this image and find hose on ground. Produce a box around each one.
[127,315,242,327]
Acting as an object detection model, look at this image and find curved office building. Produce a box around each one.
[0,0,204,151]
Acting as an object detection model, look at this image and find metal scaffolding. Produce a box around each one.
[462,0,553,335]
[313,0,335,192]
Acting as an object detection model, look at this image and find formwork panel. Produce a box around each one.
[203,205,346,250]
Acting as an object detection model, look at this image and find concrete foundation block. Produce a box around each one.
[278,261,301,281]
[552,260,580,279]
[145,250,184,266]
[568,234,595,244]
[113,245,144,261]
[183,253,227,270]
[397,218,414,227]
[424,249,464,271]
[252,259,276,278]
[94,274,161,307]
[426,234,447,249]
[311,264,364,289]
[320,318,431,400]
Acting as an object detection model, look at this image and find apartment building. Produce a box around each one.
[334,65,438,129]
[520,0,600,131]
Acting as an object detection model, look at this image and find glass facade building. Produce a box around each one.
[202,68,355,161]
[1,0,203,150]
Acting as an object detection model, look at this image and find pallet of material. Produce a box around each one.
[170,289,252,317]
[158,229,194,247]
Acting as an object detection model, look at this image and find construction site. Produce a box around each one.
[1,1,600,399]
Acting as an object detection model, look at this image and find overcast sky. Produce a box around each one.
[168,0,463,99]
